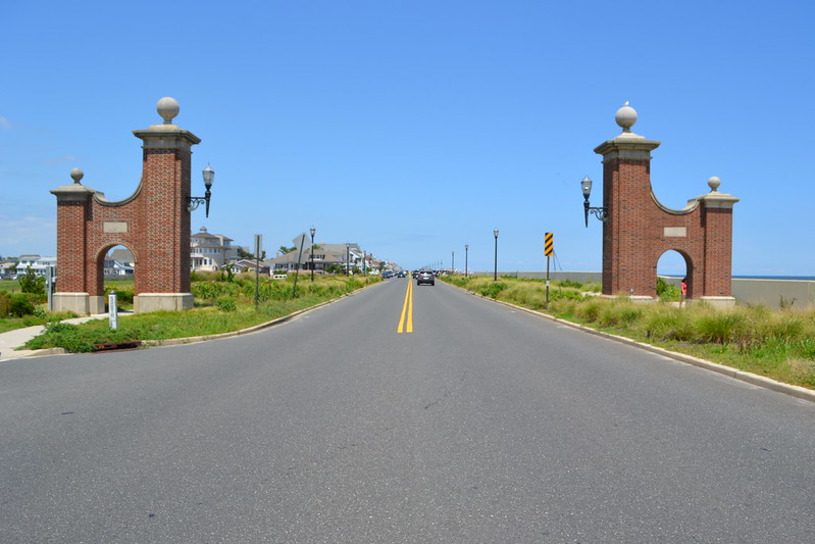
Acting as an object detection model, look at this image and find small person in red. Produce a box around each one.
[680,277,688,305]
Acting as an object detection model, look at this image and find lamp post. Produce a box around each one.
[346,243,350,276]
[310,226,316,282]
[493,228,499,281]
[188,164,215,217]
[581,176,608,227]
[451,251,455,275]
[465,244,469,278]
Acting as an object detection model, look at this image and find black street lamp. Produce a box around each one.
[310,226,316,282]
[493,228,499,281]
[465,244,469,278]
[581,176,608,227]
[346,243,350,276]
[451,251,455,274]
[188,164,215,217]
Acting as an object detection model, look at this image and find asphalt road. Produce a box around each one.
[2,279,814,543]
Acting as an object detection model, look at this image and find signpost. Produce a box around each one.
[254,234,262,308]
[46,264,56,312]
[109,290,118,330]
[291,233,309,297]
[544,232,554,308]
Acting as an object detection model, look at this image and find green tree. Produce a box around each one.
[18,266,46,296]
[656,277,680,302]
[279,246,296,255]
[237,247,267,260]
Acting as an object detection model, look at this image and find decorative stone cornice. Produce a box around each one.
[51,168,96,202]
[691,177,739,209]
[132,125,201,149]
[698,191,739,209]
[50,182,96,202]
[594,136,661,161]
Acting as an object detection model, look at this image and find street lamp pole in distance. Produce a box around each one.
[493,229,499,281]
[310,226,316,282]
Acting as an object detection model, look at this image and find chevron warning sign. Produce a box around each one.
[544,232,554,256]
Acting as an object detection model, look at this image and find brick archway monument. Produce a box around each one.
[50,97,202,315]
[592,103,739,306]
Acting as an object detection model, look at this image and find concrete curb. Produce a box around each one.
[5,347,67,360]
[444,281,815,404]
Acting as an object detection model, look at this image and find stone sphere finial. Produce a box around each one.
[615,101,638,132]
[156,97,180,124]
[70,168,84,184]
[708,176,721,192]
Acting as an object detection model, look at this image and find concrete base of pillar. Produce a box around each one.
[134,293,194,313]
[88,296,105,315]
[698,296,737,309]
[53,293,91,316]
[628,295,656,304]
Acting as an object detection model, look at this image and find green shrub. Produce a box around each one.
[598,302,643,328]
[9,294,36,317]
[216,297,237,312]
[695,311,747,345]
[26,321,139,353]
[550,299,578,318]
[192,280,241,301]
[558,279,584,289]
[575,300,602,323]
[550,287,585,302]
[478,282,507,299]
[18,266,46,296]
[644,308,694,341]
[656,277,681,302]
[797,337,815,360]
[104,287,134,305]
[757,314,804,343]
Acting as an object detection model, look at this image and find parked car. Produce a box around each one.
[416,271,435,286]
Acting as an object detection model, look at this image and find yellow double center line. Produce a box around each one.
[397,277,414,334]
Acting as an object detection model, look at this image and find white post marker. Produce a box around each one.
[109,290,118,330]
[46,264,55,312]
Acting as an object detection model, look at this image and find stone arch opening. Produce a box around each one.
[98,244,136,311]
[656,249,692,301]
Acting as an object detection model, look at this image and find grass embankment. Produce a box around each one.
[0,279,76,333]
[0,280,21,293]
[23,274,377,353]
[442,275,815,390]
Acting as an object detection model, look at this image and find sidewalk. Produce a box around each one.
[0,314,109,362]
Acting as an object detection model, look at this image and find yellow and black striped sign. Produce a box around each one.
[544,232,554,256]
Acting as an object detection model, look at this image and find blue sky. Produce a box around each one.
[1,0,813,275]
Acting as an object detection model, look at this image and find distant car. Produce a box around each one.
[416,271,435,286]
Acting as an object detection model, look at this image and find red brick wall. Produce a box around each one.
[600,153,734,298]
[54,201,87,292]
[56,138,195,296]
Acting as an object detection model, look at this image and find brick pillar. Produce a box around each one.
[590,104,739,307]
[131,99,200,312]
[50,169,96,314]
[699,177,739,304]
[594,104,661,298]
